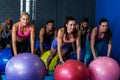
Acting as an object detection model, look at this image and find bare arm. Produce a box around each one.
[12,23,18,56]
[39,28,45,54]
[107,39,112,56]
[0,25,3,40]
[30,24,35,54]
[57,29,64,62]
[0,24,3,35]
[91,28,97,59]
[54,29,58,38]
[76,30,81,61]
[0,24,3,32]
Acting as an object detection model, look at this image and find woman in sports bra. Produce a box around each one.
[46,16,81,72]
[84,18,112,66]
[12,12,35,56]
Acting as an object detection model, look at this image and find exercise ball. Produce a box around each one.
[5,53,46,80]
[69,51,77,60]
[54,60,89,80]
[89,57,120,80]
[35,39,51,50]
[69,48,86,62]
[0,48,12,72]
[35,39,40,49]
[41,50,58,71]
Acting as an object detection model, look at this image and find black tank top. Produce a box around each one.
[43,27,54,43]
[81,28,88,48]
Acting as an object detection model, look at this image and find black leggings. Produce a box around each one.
[11,39,29,55]
[0,37,11,50]
[16,39,29,53]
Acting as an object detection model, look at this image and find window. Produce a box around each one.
[20,0,36,20]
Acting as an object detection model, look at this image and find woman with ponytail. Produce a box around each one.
[46,16,81,74]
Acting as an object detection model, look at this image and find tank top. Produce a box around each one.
[17,22,30,38]
[43,27,54,43]
[62,34,76,44]
[88,27,105,42]
[1,22,12,38]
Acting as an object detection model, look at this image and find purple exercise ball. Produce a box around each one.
[89,57,120,80]
[5,53,46,80]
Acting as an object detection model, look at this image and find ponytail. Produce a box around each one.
[106,27,112,44]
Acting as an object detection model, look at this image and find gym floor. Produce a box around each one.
[1,72,54,80]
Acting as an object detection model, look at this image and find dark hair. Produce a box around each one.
[105,27,112,44]
[6,18,13,25]
[63,16,78,40]
[5,18,13,29]
[46,19,54,24]
[79,17,89,30]
[99,18,112,44]
[81,17,89,23]
[99,18,108,25]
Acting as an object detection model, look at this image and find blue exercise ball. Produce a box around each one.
[5,53,46,80]
[35,39,40,49]
[35,39,51,50]
[69,48,86,62]
[69,51,77,60]
[0,48,12,72]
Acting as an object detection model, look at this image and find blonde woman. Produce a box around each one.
[12,12,35,56]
